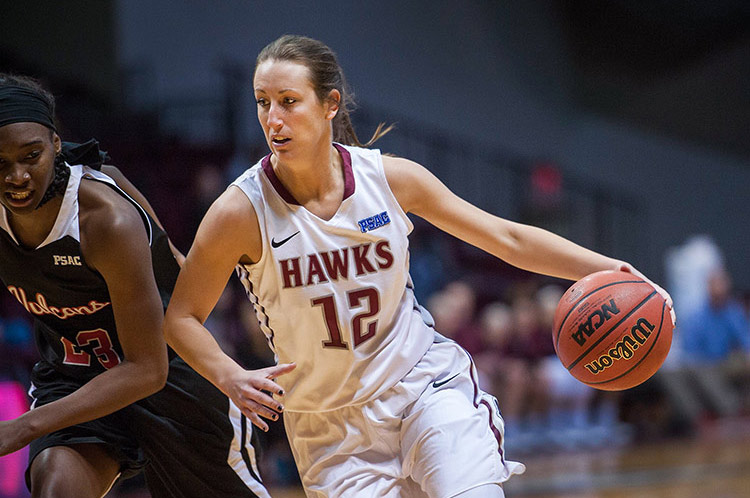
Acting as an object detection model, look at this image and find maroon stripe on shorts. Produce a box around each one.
[480,398,505,459]
[463,345,505,458]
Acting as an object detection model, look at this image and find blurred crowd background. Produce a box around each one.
[1,1,749,496]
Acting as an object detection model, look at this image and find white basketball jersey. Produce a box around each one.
[232,144,435,412]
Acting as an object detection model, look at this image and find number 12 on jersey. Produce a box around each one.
[312,287,380,349]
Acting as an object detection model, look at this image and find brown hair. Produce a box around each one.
[255,35,392,147]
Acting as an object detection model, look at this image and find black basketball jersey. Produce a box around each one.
[0,164,179,381]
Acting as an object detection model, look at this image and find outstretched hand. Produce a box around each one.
[618,263,677,327]
[223,363,296,432]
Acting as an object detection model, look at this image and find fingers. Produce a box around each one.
[232,363,296,432]
[271,362,297,375]
[251,376,287,397]
[241,406,269,432]
[262,362,297,379]
[243,396,281,421]
[619,262,677,327]
[236,393,284,432]
[240,384,284,412]
[261,362,296,395]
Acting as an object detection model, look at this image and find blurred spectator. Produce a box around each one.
[509,293,554,430]
[537,285,631,449]
[474,301,528,429]
[656,266,750,432]
[681,267,750,364]
[536,285,594,444]
[474,288,557,452]
[427,280,482,354]
[665,234,724,320]
[664,234,724,366]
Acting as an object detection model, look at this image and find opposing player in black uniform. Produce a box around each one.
[0,73,292,497]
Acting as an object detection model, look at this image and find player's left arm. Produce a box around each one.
[0,189,169,456]
[383,155,625,280]
[101,164,185,266]
[382,155,674,318]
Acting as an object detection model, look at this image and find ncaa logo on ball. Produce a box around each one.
[571,298,619,346]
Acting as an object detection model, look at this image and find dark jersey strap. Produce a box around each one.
[61,140,109,171]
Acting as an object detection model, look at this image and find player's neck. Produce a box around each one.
[273,143,343,204]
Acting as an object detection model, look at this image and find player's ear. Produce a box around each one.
[325,89,340,121]
[52,132,62,155]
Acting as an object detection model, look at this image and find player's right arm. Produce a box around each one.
[163,186,294,431]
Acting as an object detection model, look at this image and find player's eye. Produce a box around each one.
[283,97,296,105]
[256,98,269,107]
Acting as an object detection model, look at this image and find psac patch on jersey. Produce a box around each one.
[358,211,390,233]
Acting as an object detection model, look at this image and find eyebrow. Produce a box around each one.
[0,139,45,154]
[254,88,297,94]
[20,139,45,147]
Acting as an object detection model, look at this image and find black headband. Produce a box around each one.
[0,85,56,131]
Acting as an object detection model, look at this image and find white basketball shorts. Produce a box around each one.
[283,334,526,497]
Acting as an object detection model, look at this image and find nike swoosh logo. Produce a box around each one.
[432,373,459,389]
[271,231,300,248]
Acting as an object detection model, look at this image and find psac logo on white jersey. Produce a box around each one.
[358,211,390,233]
[53,255,82,266]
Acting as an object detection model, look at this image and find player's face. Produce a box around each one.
[254,59,338,159]
[0,122,60,215]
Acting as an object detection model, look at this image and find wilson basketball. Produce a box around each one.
[552,270,673,391]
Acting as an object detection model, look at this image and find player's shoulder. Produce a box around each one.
[202,184,259,235]
[193,184,262,262]
[381,154,418,171]
[381,155,427,187]
[77,177,145,243]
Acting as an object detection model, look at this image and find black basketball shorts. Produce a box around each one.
[27,357,270,497]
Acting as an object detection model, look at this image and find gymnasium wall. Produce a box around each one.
[0,1,746,288]
[112,0,750,288]
[0,0,118,100]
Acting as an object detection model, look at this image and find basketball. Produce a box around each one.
[552,270,673,391]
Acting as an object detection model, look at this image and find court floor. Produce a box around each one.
[265,416,750,498]
[503,418,750,497]
[107,416,750,497]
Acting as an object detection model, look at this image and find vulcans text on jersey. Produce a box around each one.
[7,285,111,320]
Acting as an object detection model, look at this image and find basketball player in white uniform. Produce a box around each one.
[164,35,674,497]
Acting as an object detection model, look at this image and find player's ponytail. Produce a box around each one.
[255,35,392,148]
